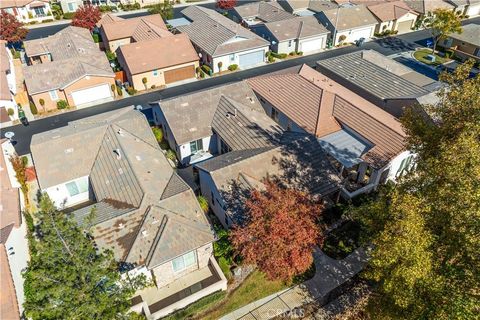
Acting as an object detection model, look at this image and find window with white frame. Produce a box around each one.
[288,40,292,47]
[65,179,88,197]
[49,90,58,100]
[189,139,203,154]
[153,70,158,76]
[229,54,235,62]
[171,251,197,272]
[67,2,75,11]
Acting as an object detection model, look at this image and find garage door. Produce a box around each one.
[164,65,195,84]
[350,27,372,42]
[300,37,323,53]
[239,50,264,68]
[396,20,413,34]
[71,84,112,106]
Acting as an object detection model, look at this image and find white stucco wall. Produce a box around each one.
[177,135,212,165]
[212,46,269,73]
[198,169,231,228]
[384,150,416,182]
[44,175,90,208]
[3,3,53,23]
[276,39,297,54]
[334,25,375,45]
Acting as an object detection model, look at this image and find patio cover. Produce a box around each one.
[318,128,372,168]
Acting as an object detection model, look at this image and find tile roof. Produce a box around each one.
[264,16,329,41]
[233,1,295,22]
[32,107,214,266]
[320,4,378,30]
[117,34,198,75]
[0,140,21,230]
[316,50,430,100]
[403,0,454,13]
[156,81,281,145]
[100,14,170,41]
[96,13,123,28]
[449,23,480,47]
[1,246,20,320]
[0,42,11,101]
[196,133,341,223]
[280,0,339,13]
[23,26,114,94]
[365,0,415,22]
[177,6,269,57]
[248,64,406,168]
[0,0,47,9]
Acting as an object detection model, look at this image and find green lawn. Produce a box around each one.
[199,271,288,320]
[413,49,450,66]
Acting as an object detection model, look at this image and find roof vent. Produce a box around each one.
[64,148,74,154]
[113,148,122,159]
[136,155,142,161]
[117,129,124,136]
[118,223,125,229]
[248,96,254,103]
[142,230,148,237]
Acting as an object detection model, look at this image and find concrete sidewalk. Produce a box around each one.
[220,248,369,320]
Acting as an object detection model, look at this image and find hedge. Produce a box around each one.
[63,12,75,19]
[228,64,238,71]
[29,102,38,115]
[201,64,211,74]
[56,100,68,109]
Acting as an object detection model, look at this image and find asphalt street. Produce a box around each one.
[7,16,480,155]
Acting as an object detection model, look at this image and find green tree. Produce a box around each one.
[352,61,480,319]
[148,2,173,20]
[23,194,147,320]
[422,8,462,53]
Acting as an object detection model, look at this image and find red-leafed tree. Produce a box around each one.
[230,180,323,282]
[216,0,237,10]
[0,11,28,43]
[71,5,101,31]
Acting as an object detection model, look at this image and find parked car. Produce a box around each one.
[18,107,29,126]
[355,37,366,47]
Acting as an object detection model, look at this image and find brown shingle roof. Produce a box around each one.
[265,16,329,41]
[233,1,294,22]
[96,13,123,28]
[366,1,415,22]
[117,34,198,75]
[248,65,406,168]
[321,5,378,30]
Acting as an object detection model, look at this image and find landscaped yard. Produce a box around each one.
[322,220,362,260]
[413,48,450,66]
[200,271,288,320]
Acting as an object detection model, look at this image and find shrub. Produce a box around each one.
[445,49,454,58]
[29,101,38,115]
[152,127,163,143]
[271,52,287,59]
[56,100,68,109]
[228,64,238,71]
[218,256,232,279]
[7,108,14,116]
[11,49,20,59]
[197,195,209,213]
[166,149,176,161]
[199,70,205,78]
[151,84,156,89]
[39,98,45,107]
[267,55,275,63]
[42,19,54,23]
[217,61,223,72]
[201,64,211,74]
[116,85,123,96]
[28,21,37,25]
[105,50,116,61]
[63,12,75,19]
[99,5,115,12]
[296,51,303,56]
[126,86,137,95]
[338,35,347,42]
[28,11,33,19]
[92,33,100,43]
[289,51,296,56]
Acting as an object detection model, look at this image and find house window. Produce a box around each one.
[271,107,279,122]
[288,40,292,47]
[33,6,45,16]
[189,139,203,154]
[153,70,158,76]
[171,251,197,272]
[229,54,235,62]
[67,2,75,11]
[65,179,88,197]
[49,90,58,100]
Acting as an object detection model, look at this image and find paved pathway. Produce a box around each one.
[220,248,369,320]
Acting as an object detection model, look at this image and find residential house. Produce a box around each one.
[99,14,171,52]
[359,0,419,34]
[278,0,339,16]
[23,26,115,111]
[230,1,295,28]
[403,0,455,14]
[116,34,199,91]
[317,4,378,45]
[260,16,330,53]
[59,0,82,13]
[0,139,25,320]
[195,133,341,228]
[446,0,480,16]
[30,107,227,319]
[439,23,480,62]
[119,0,165,8]
[176,6,270,73]
[152,81,283,165]
[248,64,414,198]
[0,0,52,23]
[316,50,439,118]
[0,41,18,126]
